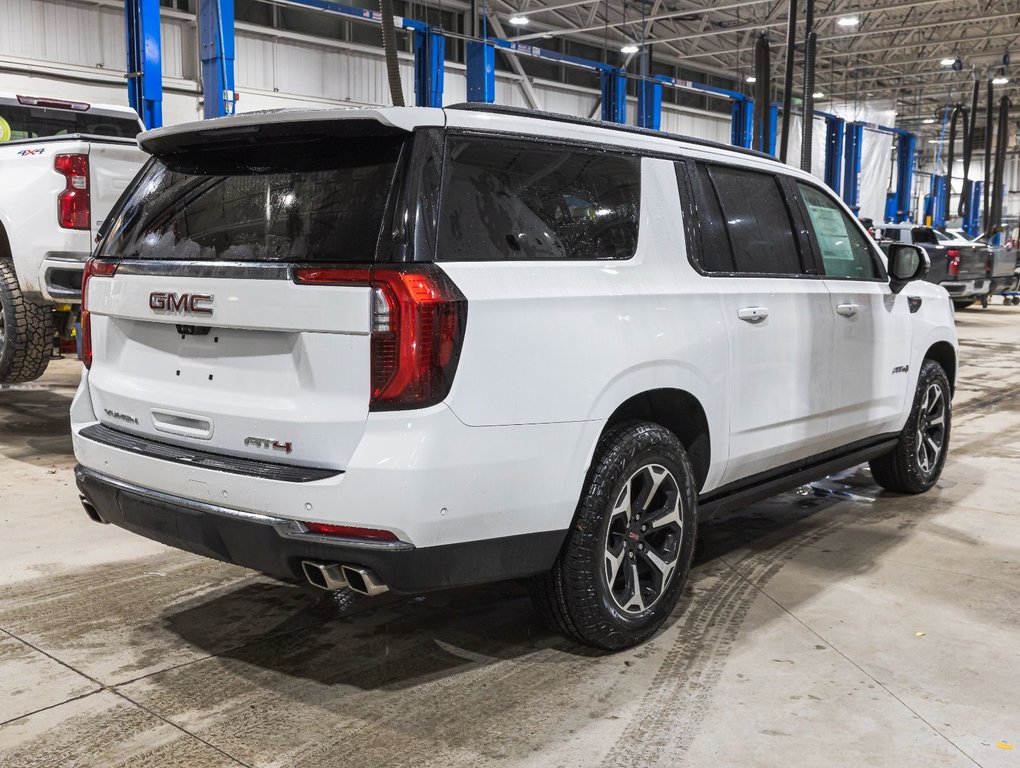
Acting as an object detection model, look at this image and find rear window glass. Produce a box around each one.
[0,104,140,140]
[98,136,404,263]
[437,137,641,261]
[912,227,939,245]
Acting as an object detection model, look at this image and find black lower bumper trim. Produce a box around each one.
[75,466,566,593]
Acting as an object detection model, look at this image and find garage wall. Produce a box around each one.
[0,0,731,144]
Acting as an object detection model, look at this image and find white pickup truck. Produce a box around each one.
[0,94,146,383]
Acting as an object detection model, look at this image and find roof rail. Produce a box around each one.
[445,102,779,162]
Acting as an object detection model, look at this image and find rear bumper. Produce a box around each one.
[940,278,988,298]
[75,465,565,592]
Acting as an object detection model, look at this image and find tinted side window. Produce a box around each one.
[437,137,640,261]
[705,165,804,275]
[912,227,939,245]
[678,162,736,272]
[797,183,878,279]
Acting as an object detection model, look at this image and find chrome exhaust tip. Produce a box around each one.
[80,496,106,524]
[341,565,389,597]
[301,560,348,591]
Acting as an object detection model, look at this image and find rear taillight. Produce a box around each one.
[55,153,90,230]
[947,249,960,277]
[80,258,117,369]
[294,265,467,411]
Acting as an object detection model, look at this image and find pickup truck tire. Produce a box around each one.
[530,421,698,650]
[869,360,951,494]
[0,260,52,384]
[952,299,976,310]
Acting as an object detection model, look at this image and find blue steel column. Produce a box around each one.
[823,116,844,193]
[842,122,863,213]
[600,69,627,123]
[414,27,445,108]
[198,0,235,119]
[893,132,916,223]
[124,0,163,128]
[731,97,753,148]
[636,76,667,130]
[466,41,495,103]
[766,105,778,155]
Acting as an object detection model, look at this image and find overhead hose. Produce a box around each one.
[779,0,798,163]
[985,95,1010,239]
[960,78,979,217]
[983,77,993,229]
[752,32,771,153]
[801,33,817,172]
[380,0,405,107]
[944,105,965,224]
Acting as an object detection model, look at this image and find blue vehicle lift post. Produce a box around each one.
[842,122,864,213]
[124,0,163,128]
[466,41,495,103]
[197,0,236,119]
[413,26,445,107]
[823,115,844,193]
[893,131,916,223]
[637,76,669,130]
[600,69,627,124]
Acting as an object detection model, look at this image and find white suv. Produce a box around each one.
[72,105,957,650]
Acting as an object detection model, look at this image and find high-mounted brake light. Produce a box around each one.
[302,522,399,541]
[17,94,91,111]
[294,265,467,410]
[55,153,90,230]
[80,258,118,369]
[947,248,961,278]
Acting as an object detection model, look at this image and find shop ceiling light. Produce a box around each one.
[621,43,640,54]
[812,91,825,98]
[922,117,935,124]
[745,75,757,83]
[836,16,859,27]
[508,15,529,25]
[940,58,956,66]
[993,76,1009,85]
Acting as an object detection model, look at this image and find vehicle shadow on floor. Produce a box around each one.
[158,466,936,694]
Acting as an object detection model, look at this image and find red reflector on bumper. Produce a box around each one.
[302,522,399,541]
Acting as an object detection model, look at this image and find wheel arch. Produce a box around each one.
[602,388,712,493]
[924,341,957,394]
[0,221,11,262]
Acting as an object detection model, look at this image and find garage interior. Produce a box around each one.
[2,0,1020,765]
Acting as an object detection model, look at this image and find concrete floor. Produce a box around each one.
[1,304,1018,768]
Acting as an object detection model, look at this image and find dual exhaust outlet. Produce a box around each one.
[301,560,389,597]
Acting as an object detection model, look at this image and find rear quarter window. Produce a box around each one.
[436,136,641,261]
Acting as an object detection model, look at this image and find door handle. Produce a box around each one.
[836,303,860,317]
[737,306,769,323]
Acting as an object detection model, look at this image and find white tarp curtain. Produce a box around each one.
[781,115,827,182]
[859,129,894,222]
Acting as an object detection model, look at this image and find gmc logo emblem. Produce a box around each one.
[149,292,214,315]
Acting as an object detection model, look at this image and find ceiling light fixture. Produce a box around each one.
[940,57,956,66]
[836,16,860,28]
[620,43,639,54]
[508,15,529,25]
[993,76,1009,85]
[812,91,825,98]
[922,118,935,124]
[746,75,757,83]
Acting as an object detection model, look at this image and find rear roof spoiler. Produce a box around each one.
[139,107,444,156]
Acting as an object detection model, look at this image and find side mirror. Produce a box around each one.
[888,243,929,293]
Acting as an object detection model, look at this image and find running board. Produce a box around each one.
[699,435,899,519]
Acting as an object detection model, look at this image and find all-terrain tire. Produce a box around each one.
[0,260,52,384]
[869,359,952,494]
[530,421,698,650]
